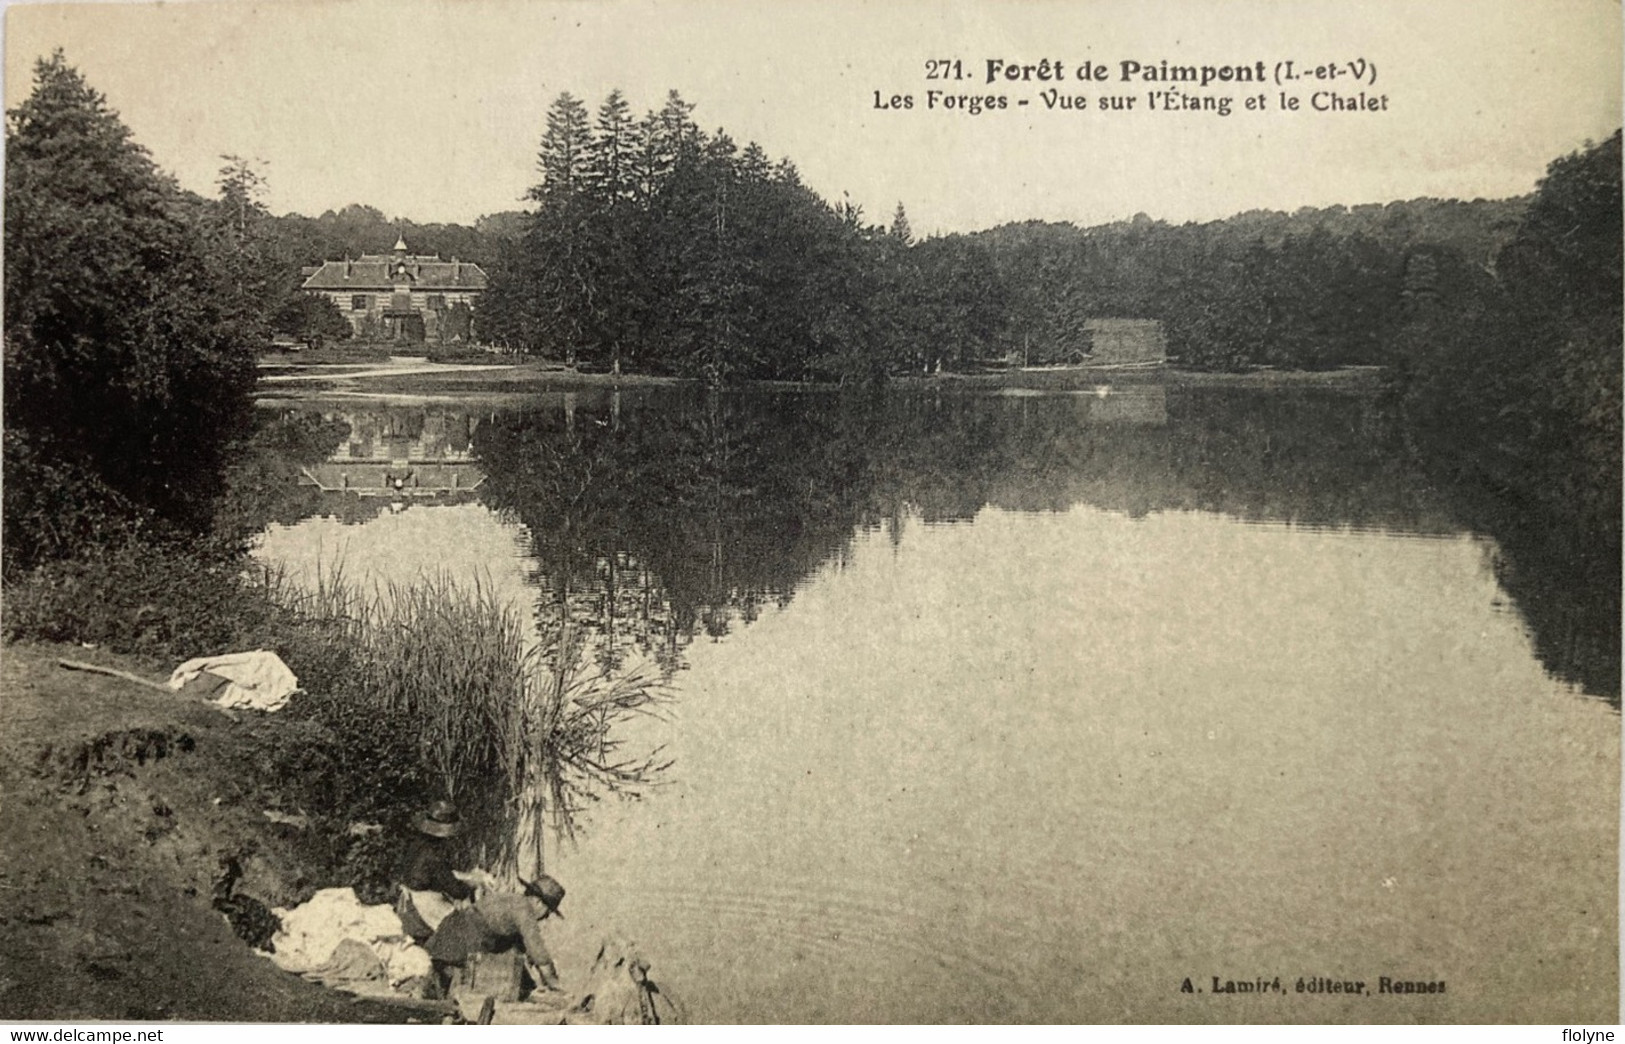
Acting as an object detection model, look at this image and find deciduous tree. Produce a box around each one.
[4,51,257,567]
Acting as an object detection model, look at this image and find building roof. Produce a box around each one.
[301,254,490,292]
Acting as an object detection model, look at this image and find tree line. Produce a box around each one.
[970,210,1511,371]
[1396,130,1622,597]
[475,89,1008,384]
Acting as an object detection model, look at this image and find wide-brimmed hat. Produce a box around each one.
[415,800,463,838]
[520,873,566,918]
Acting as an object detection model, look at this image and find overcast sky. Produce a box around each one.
[5,0,1620,234]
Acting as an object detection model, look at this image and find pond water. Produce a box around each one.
[252,383,1618,1023]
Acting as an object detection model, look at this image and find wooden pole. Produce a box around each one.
[56,660,236,717]
[57,659,174,692]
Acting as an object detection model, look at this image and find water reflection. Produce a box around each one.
[296,406,486,501]
[470,384,1468,659]
[540,509,1615,1022]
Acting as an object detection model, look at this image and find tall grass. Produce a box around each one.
[4,535,670,879]
[354,575,532,800]
[266,567,670,876]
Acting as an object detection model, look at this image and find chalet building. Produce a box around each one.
[1002,318,1169,369]
[1082,319,1167,366]
[301,236,488,344]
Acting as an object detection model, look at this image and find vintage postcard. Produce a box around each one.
[2,0,1619,1028]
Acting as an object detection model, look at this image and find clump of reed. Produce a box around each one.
[265,567,670,874]
[350,574,533,801]
[531,625,673,843]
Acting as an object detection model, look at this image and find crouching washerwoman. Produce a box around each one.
[426,873,567,1016]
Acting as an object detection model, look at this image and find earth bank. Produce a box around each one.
[0,641,419,1023]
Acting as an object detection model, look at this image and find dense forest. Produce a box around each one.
[2,63,1551,389]
[971,198,1528,370]
[474,89,1003,384]
[1395,131,1622,701]
[4,53,261,558]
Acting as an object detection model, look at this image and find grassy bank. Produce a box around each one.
[5,547,667,870]
[0,641,429,1022]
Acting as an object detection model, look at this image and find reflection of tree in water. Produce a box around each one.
[475,385,1460,640]
[475,389,882,669]
[466,383,1615,705]
[528,552,686,677]
[1452,485,1619,706]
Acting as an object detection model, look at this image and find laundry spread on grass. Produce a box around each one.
[167,650,301,712]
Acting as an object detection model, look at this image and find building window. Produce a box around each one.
[426,294,446,310]
[351,295,369,311]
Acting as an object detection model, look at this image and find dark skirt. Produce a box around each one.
[426,907,500,966]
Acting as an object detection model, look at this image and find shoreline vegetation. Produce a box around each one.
[0,639,473,1023]
[3,51,1618,1022]
[3,547,672,869]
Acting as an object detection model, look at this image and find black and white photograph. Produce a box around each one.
[1,0,1619,1028]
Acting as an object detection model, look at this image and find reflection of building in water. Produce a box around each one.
[330,408,478,463]
[1078,383,1167,425]
[299,407,487,498]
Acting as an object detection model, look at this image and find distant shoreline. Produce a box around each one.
[256,357,1385,400]
[891,365,1385,391]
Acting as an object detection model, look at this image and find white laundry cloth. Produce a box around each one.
[168,650,301,712]
[269,887,408,973]
[376,937,435,986]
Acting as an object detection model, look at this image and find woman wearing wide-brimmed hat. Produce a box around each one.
[393,799,476,943]
[427,872,568,1004]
